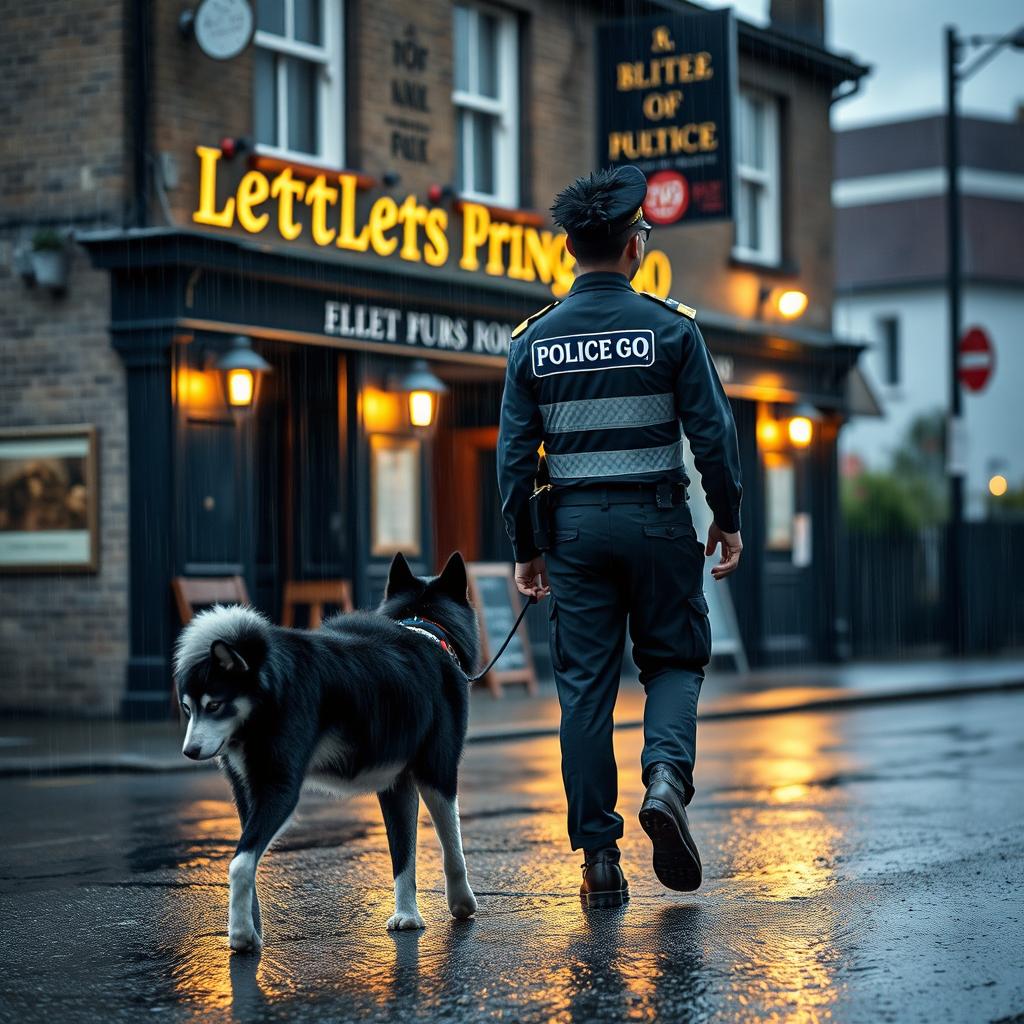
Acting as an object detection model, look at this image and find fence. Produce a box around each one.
[845,523,1024,657]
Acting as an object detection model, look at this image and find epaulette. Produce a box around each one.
[639,291,696,319]
[511,300,560,339]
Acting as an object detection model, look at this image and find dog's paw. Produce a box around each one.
[229,924,263,953]
[386,910,426,931]
[447,881,478,920]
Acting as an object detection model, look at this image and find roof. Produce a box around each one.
[836,114,1024,178]
[834,114,1024,291]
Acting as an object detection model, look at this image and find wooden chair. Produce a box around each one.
[281,579,354,628]
[172,575,251,625]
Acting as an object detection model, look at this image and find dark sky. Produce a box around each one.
[699,0,1024,127]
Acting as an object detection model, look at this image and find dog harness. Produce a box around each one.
[398,616,462,669]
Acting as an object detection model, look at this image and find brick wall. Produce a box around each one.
[0,1,129,715]
[151,0,252,226]
[0,243,130,716]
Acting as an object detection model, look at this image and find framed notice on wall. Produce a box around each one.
[370,435,421,557]
[0,424,99,573]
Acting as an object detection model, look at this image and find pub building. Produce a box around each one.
[2,0,872,717]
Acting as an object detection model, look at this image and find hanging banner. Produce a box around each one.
[597,10,736,225]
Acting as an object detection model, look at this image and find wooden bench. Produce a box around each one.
[172,575,250,625]
[281,579,354,628]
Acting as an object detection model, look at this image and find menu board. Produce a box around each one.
[466,562,538,697]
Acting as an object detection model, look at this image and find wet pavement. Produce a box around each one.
[1,691,1022,1023]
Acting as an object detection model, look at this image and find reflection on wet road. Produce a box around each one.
[1,692,1022,1023]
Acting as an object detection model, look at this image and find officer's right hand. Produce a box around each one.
[705,523,743,580]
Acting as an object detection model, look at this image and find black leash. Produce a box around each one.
[467,594,537,683]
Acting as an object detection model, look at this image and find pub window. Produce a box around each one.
[733,89,781,265]
[254,0,345,165]
[877,315,901,387]
[452,2,519,206]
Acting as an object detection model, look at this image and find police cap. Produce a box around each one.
[550,166,652,241]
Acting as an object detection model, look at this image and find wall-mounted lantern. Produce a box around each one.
[787,403,819,448]
[758,285,809,321]
[757,402,818,453]
[211,335,272,411]
[386,359,448,430]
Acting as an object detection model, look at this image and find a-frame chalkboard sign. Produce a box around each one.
[466,562,539,698]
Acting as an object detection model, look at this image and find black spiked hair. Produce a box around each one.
[550,168,639,262]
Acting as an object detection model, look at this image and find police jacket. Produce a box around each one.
[497,270,743,562]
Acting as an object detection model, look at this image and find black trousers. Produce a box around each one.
[544,491,711,852]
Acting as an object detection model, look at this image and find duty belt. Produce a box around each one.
[554,481,688,508]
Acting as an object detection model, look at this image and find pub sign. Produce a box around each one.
[597,10,735,225]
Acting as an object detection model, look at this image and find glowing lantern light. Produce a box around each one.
[989,474,1008,497]
[409,390,436,427]
[777,289,809,319]
[386,358,448,430]
[788,416,813,447]
[214,335,272,410]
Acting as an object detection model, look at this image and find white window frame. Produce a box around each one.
[452,2,519,207]
[253,0,345,168]
[732,89,781,266]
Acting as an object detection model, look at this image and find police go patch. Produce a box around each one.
[531,329,655,377]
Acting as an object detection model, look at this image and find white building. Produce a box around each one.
[833,114,1024,520]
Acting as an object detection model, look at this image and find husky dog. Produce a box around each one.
[172,552,480,951]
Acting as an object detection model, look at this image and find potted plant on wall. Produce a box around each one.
[29,229,70,292]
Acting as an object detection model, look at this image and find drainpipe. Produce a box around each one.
[130,0,152,227]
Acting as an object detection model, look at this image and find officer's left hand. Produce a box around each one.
[514,557,550,599]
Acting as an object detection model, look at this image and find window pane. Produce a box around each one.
[738,94,766,170]
[880,317,900,386]
[454,5,470,92]
[746,183,761,251]
[455,109,467,191]
[737,180,761,251]
[294,0,321,45]
[472,111,495,195]
[749,99,764,169]
[286,58,318,154]
[254,49,278,146]
[478,12,499,98]
[256,0,285,36]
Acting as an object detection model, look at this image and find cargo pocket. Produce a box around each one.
[686,591,712,667]
[548,596,568,673]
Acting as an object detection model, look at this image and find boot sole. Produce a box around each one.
[638,799,702,892]
[580,882,629,909]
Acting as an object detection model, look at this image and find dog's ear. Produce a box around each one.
[435,551,468,601]
[385,551,421,598]
[210,639,250,674]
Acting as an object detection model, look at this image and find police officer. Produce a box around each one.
[497,166,743,908]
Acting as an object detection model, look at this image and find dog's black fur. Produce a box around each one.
[172,551,480,949]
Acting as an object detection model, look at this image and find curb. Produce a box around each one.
[2,677,1022,777]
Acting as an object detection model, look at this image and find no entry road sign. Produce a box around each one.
[958,326,995,392]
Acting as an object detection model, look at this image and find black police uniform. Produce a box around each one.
[496,171,743,854]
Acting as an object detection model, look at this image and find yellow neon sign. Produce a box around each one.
[192,146,671,300]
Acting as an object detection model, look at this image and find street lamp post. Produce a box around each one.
[943,23,1024,656]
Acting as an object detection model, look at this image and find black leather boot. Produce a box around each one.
[579,845,629,909]
[638,763,702,892]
